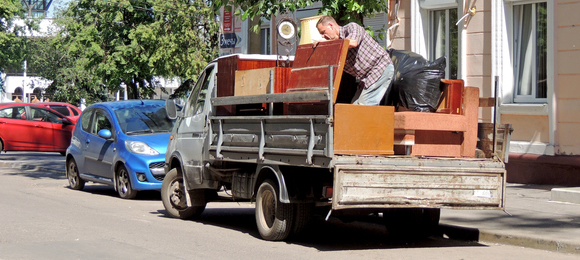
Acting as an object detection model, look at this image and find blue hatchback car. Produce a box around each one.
[65,100,174,199]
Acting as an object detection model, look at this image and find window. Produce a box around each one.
[49,105,71,116]
[92,110,112,136]
[30,107,63,124]
[260,28,270,55]
[513,2,547,102]
[0,107,25,120]
[185,65,214,117]
[430,8,459,79]
[81,109,94,132]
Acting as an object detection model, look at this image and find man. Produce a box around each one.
[316,16,394,105]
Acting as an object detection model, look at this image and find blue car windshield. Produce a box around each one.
[114,104,174,135]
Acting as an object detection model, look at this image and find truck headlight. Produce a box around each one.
[125,141,159,155]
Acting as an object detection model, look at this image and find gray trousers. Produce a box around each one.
[352,63,395,105]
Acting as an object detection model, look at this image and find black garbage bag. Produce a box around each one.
[383,49,446,112]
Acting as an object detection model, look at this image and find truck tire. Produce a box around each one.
[291,203,314,238]
[255,179,294,241]
[383,208,440,239]
[161,168,205,219]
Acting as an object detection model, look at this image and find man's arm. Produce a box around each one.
[346,39,358,48]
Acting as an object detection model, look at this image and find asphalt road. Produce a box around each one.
[0,152,578,260]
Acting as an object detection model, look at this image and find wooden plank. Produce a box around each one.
[211,91,330,106]
[334,104,394,155]
[479,97,496,107]
[437,79,464,115]
[287,40,350,103]
[216,55,280,115]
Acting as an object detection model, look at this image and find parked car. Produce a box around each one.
[65,100,174,199]
[0,103,76,155]
[38,102,82,121]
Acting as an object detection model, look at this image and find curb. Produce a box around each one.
[439,224,580,255]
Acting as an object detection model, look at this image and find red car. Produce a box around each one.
[38,102,82,121]
[0,103,77,155]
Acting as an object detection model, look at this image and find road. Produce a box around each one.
[0,152,578,260]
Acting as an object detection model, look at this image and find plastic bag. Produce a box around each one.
[383,49,446,112]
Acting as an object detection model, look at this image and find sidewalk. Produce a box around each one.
[1,158,579,255]
[439,183,580,255]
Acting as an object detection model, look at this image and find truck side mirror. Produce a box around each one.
[166,99,178,120]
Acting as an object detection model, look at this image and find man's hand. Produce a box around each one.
[312,39,322,48]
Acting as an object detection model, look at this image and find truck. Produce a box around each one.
[161,40,509,241]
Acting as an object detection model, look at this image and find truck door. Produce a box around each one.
[176,64,216,186]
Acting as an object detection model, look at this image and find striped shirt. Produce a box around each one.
[340,23,392,89]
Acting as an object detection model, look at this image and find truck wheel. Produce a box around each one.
[161,168,205,219]
[383,208,441,239]
[116,165,138,199]
[255,179,294,241]
[66,158,85,190]
[291,203,314,238]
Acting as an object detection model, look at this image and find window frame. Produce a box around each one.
[510,1,548,104]
[428,7,459,79]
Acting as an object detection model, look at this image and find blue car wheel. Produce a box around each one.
[66,158,85,190]
[116,164,137,199]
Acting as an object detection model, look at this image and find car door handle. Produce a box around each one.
[35,125,44,128]
[0,121,5,124]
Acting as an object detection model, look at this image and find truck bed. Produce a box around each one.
[208,112,506,211]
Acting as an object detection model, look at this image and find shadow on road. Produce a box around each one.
[69,185,162,201]
[154,207,486,251]
[5,168,66,180]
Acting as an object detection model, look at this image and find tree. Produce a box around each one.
[0,0,24,74]
[55,0,219,101]
[214,0,388,30]
[26,36,109,105]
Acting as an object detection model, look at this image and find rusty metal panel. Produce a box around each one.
[332,164,506,210]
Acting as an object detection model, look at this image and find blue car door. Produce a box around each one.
[84,109,117,182]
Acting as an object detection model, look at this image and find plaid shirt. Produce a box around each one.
[340,23,392,89]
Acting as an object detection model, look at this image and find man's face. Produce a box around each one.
[317,22,339,40]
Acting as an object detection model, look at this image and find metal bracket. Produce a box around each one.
[258,120,265,162]
[216,119,224,159]
[307,118,315,164]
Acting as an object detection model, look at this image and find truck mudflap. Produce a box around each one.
[332,161,506,211]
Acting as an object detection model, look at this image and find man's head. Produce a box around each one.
[316,16,340,40]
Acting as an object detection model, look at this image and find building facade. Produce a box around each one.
[221,0,580,185]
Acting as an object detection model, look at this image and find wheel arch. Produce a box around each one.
[253,165,290,203]
[112,160,129,192]
[166,151,185,174]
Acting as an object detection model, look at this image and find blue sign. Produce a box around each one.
[220,33,240,48]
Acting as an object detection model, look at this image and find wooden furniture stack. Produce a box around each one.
[218,40,481,158]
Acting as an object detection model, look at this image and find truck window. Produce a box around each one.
[185,65,215,117]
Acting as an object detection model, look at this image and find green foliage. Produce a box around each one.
[214,0,388,42]
[0,0,24,73]
[26,36,108,105]
[46,0,219,103]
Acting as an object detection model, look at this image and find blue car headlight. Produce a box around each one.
[125,141,159,155]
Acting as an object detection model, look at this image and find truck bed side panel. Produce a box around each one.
[333,158,506,210]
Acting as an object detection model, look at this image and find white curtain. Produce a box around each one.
[514,4,533,96]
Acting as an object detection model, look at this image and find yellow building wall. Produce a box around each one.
[501,114,550,143]
[555,0,580,155]
[464,0,494,123]
[389,0,411,50]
